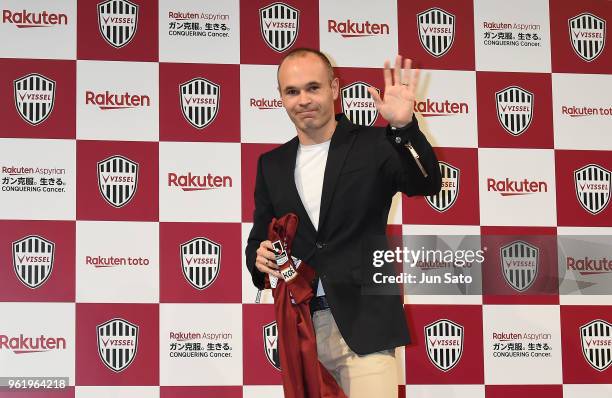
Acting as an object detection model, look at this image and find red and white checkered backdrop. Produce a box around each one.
[0,0,611,396]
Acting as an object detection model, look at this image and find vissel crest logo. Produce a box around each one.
[180,78,220,129]
[500,240,539,292]
[97,155,139,208]
[263,321,281,370]
[569,13,606,62]
[97,0,139,48]
[580,319,612,371]
[417,8,455,58]
[12,235,55,289]
[574,164,611,215]
[341,81,379,126]
[259,2,299,52]
[13,73,56,126]
[180,237,221,290]
[425,319,464,371]
[495,86,534,136]
[97,318,139,372]
[426,162,459,212]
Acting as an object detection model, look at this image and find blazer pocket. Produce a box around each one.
[339,163,369,176]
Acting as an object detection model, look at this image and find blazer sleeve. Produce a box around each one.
[245,155,273,290]
[383,115,442,197]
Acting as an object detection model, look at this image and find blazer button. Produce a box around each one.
[316,242,325,249]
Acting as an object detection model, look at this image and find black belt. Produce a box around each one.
[310,295,330,314]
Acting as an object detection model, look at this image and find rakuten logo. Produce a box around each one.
[168,172,232,191]
[414,99,468,117]
[561,106,612,117]
[567,257,612,276]
[250,98,283,110]
[487,178,548,196]
[328,19,389,38]
[2,9,68,28]
[85,91,151,110]
[0,334,67,354]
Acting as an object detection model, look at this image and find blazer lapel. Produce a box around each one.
[278,136,318,236]
[317,115,358,232]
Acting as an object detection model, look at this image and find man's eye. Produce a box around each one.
[308,86,319,92]
[286,90,298,95]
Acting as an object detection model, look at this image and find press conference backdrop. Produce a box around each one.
[0,0,611,397]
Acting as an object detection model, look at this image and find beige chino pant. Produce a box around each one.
[312,309,398,398]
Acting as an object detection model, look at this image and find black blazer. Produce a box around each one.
[245,114,441,355]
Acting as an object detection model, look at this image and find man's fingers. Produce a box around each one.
[257,254,278,270]
[258,241,276,258]
[402,58,412,86]
[367,87,383,107]
[256,261,281,279]
[393,55,402,86]
[411,68,421,94]
[256,255,282,278]
[257,242,277,267]
[256,247,277,262]
[383,60,392,88]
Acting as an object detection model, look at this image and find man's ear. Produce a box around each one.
[331,77,339,100]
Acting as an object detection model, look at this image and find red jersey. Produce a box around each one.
[266,214,347,398]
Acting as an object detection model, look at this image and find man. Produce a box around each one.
[245,48,441,397]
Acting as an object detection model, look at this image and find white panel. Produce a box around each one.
[319,0,398,67]
[415,70,478,148]
[552,73,612,150]
[0,0,76,59]
[241,222,274,304]
[159,303,243,385]
[77,60,159,141]
[557,226,612,305]
[240,64,295,143]
[243,385,284,398]
[388,191,403,225]
[158,0,240,64]
[0,138,76,220]
[159,142,241,222]
[405,385,485,398]
[402,224,483,305]
[0,303,75,384]
[563,384,612,398]
[483,304,562,384]
[474,0,551,72]
[76,221,159,303]
[479,148,557,226]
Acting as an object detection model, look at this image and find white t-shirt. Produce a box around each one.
[294,139,330,297]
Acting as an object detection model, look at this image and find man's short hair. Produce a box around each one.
[277,48,335,85]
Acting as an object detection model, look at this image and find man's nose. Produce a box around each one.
[298,90,311,106]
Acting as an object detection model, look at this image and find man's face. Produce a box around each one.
[277,53,339,133]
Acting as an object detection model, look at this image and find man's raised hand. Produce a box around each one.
[367,55,420,129]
